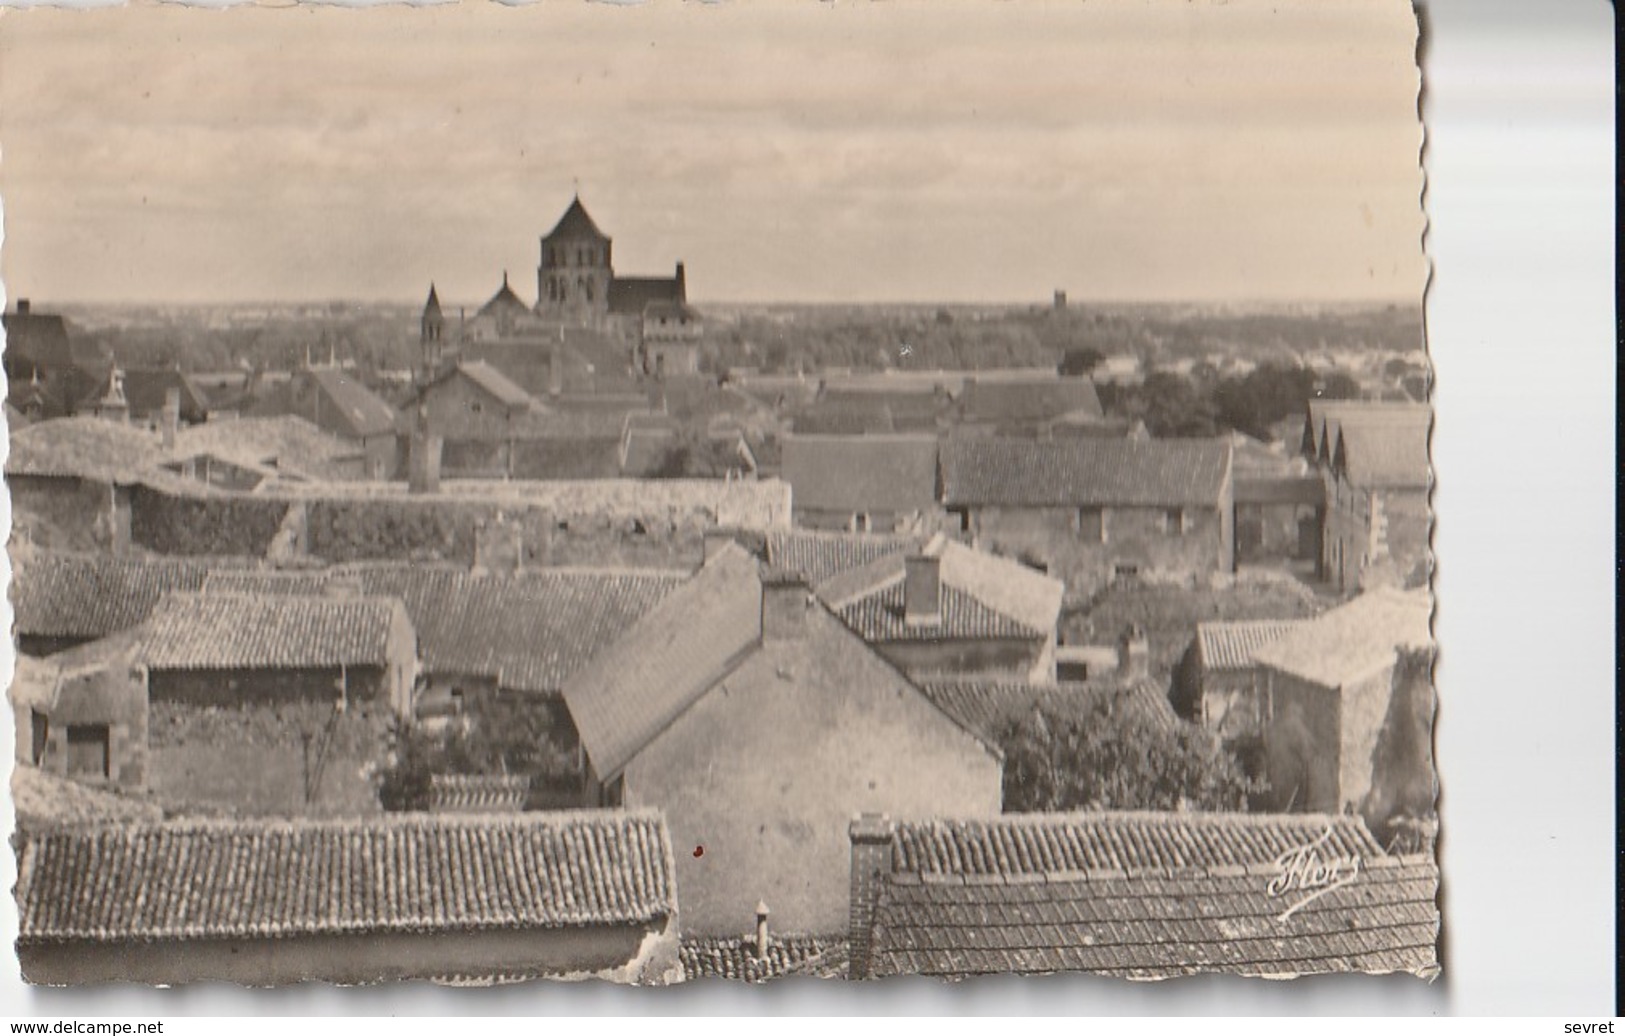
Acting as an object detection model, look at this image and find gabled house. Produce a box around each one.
[248,365,400,479]
[848,811,1439,981]
[1304,402,1432,591]
[812,532,1064,682]
[780,433,945,533]
[941,437,1235,599]
[1248,588,1434,819]
[1172,619,1308,775]
[559,544,1003,936]
[77,366,211,428]
[10,648,149,792]
[404,359,551,478]
[14,810,683,985]
[2,299,112,420]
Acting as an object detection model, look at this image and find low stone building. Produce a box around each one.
[14,810,682,985]
[10,649,149,792]
[780,433,945,533]
[561,544,1003,936]
[1249,588,1434,817]
[941,437,1235,599]
[847,811,1439,981]
[247,364,400,479]
[1173,618,1308,774]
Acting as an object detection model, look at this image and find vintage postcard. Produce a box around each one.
[1,0,1437,987]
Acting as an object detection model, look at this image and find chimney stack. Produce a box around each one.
[847,813,894,981]
[1117,624,1150,683]
[753,901,771,960]
[160,388,181,450]
[408,406,443,494]
[760,568,810,643]
[548,345,564,397]
[903,553,942,627]
[16,299,30,316]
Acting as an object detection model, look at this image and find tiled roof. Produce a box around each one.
[4,416,164,483]
[440,360,543,412]
[917,680,1181,742]
[544,196,608,241]
[959,377,1104,424]
[941,438,1232,508]
[887,811,1384,879]
[1195,620,1307,671]
[170,415,365,481]
[306,367,399,438]
[868,852,1439,979]
[562,545,763,778]
[9,549,220,641]
[429,774,531,813]
[1305,401,1429,461]
[15,810,677,942]
[608,277,683,316]
[136,591,411,670]
[203,564,685,693]
[86,367,211,423]
[834,583,1042,642]
[1233,476,1325,506]
[1334,421,1431,490]
[681,935,848,982]
[477,275,531,319]
[816,534,1064,645]
[1250,588,1433,689]
[781,434,941,515]
[765,529,922,585]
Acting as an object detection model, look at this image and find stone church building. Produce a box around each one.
[533,196,687,332]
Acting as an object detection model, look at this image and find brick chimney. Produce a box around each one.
[847,813,894,981]
[1118,623,1150,683]
[407,403,442,494]
[753,900,771,960]
[760,568,810,642]
[160,388,181,450]
[674,261,687,299]
[548,345,564,397]
[16,299,30,316]
[903,553,942,627]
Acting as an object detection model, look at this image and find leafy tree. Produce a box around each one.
[376,690,579,812]
[1117,371,1219,438]
[998,692,1259,812]
[1058,347,1106,377]
[1318,370,1364,400]
[1211,362,1318,439]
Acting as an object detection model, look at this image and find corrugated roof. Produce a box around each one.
[136,591,411,671]
[941,438,1231,508]
[1250,589,1433,689]
[561,545,764,777]
[1195,620,1307,671]
[16,810,677,942]
[868,852,1439,979]
[888,811,1384,878]
[781,434,941,515]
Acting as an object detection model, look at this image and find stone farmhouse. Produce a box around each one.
[560,543,1002,936]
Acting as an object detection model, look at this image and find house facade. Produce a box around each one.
[1303,402,1431,592]
[561,546,1003,936]
[11,650,149,792]
[941,438,1235,600]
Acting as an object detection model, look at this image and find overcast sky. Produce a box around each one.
[0,0,1424,307]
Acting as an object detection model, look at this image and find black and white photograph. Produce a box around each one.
[2,0,1450,992]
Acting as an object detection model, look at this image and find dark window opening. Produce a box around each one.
[66,724,111,780]
[30,709,49,765]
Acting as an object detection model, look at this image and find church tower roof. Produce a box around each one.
[423,283,443,320]
[544,195,609,242]
[478,271,530,317]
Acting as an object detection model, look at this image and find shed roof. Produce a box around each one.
[561,545,764,778]
[1250,588,1433,689]
[869,851,1439,979]
[781,434,940,515]
[941,438,1231,508]
[3,416,164,483]
[135,591,412,671]
[1195,620,1308,671]
[16,810,677,942]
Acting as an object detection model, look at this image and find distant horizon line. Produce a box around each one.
[18,295,1425,312]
